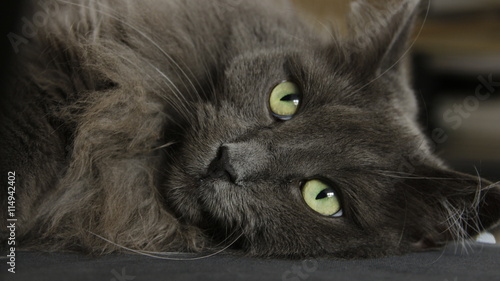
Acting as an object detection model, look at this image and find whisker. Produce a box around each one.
[140,227,242,256]
[88,230,243,261]
[59,0,203,103]
[152,142,177,151]
[147,62,196,119]
[397,189,408,246]
[111,53,195,126]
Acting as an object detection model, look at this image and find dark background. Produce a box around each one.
[0,1,24,100]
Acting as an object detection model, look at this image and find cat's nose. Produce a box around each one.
[206,145,238,183]
[205,142,270,184]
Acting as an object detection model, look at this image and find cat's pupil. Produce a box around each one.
[315,189,335,200]
[280,94,300,106]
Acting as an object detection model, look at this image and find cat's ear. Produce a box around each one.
[398,165,500,249]
[345,0,424,76]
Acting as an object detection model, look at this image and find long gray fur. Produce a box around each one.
[0,0,499,258]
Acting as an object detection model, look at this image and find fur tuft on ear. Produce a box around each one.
[398,166,500,249]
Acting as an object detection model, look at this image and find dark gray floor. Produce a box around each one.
[1,242,499,281]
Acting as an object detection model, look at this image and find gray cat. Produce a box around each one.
[1,0,499,259]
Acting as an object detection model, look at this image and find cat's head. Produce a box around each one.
[163,0,500,258]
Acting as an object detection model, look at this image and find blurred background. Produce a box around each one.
[292,0,500,182]
[413,0,500,182]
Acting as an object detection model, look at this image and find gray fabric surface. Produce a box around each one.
[1,242,499,281]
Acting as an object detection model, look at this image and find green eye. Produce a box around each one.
[269,81,301,120]
[301,179,342,217]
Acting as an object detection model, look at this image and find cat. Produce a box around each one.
[0,0,499,259]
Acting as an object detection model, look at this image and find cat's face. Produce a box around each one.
[162,0,500,258]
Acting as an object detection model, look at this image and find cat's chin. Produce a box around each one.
[162,159,237,225]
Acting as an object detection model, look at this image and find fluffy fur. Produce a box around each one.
[0,0,499,258]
